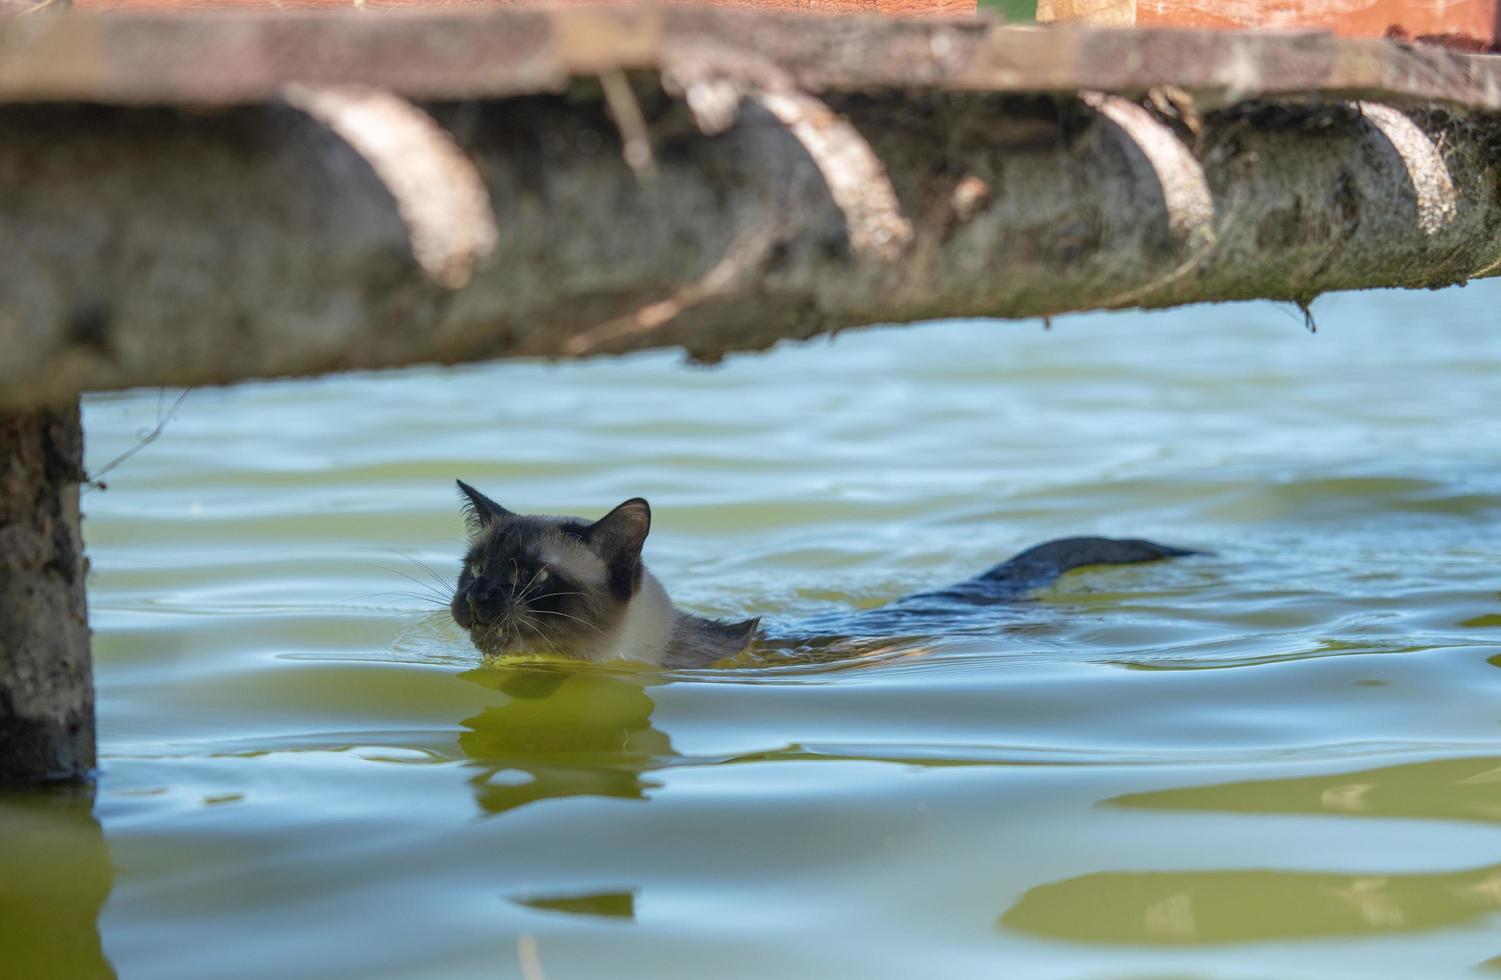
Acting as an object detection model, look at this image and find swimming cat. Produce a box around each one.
[449,480,1196,668]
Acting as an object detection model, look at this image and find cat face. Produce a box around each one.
[451,481,651,658]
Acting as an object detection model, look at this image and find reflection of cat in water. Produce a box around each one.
[450,480,1196,668]
[457,666,673,818]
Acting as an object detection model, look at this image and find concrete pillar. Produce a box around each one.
[0,401,94,783]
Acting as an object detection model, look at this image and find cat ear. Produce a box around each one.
[456,480,512,534]
[587,497,651,564]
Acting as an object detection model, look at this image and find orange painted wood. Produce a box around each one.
[66,0,975,16]
[1039,0,1500,50]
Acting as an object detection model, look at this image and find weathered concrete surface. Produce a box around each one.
[0,93,1498,407]
[0,405,94,782]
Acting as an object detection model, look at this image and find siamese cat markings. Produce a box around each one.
[450,481,1195,668]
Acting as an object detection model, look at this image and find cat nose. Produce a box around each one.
[466,591,505,626]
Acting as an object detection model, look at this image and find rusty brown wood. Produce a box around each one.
[1,7,1500,111]
[1039,0,1501,52]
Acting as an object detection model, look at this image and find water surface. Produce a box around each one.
[9,283,1501,978]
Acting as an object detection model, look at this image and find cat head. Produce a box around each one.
[451,480,651,658]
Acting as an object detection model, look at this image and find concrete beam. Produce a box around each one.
[0,92,1497,408]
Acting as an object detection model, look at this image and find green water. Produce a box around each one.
[6,284,1501,979]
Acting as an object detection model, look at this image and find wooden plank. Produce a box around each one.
[1039,0,1501,51]
[56,0,977,16]
[1,7,1500,110]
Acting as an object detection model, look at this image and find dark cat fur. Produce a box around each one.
[450,481,1195,668]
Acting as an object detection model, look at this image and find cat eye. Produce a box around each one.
[535,569,549,584]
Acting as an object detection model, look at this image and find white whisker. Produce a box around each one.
[532,608,606,636]
[355,590,449,607]
[517,617,556,655]
[516,565,546,603]
[363,562,455,601]
[388,549,455,594]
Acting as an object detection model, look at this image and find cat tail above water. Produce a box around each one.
[763,537,1201,646]
[972,536,1201,596]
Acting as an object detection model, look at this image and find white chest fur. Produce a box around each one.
[588,570,675,665]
